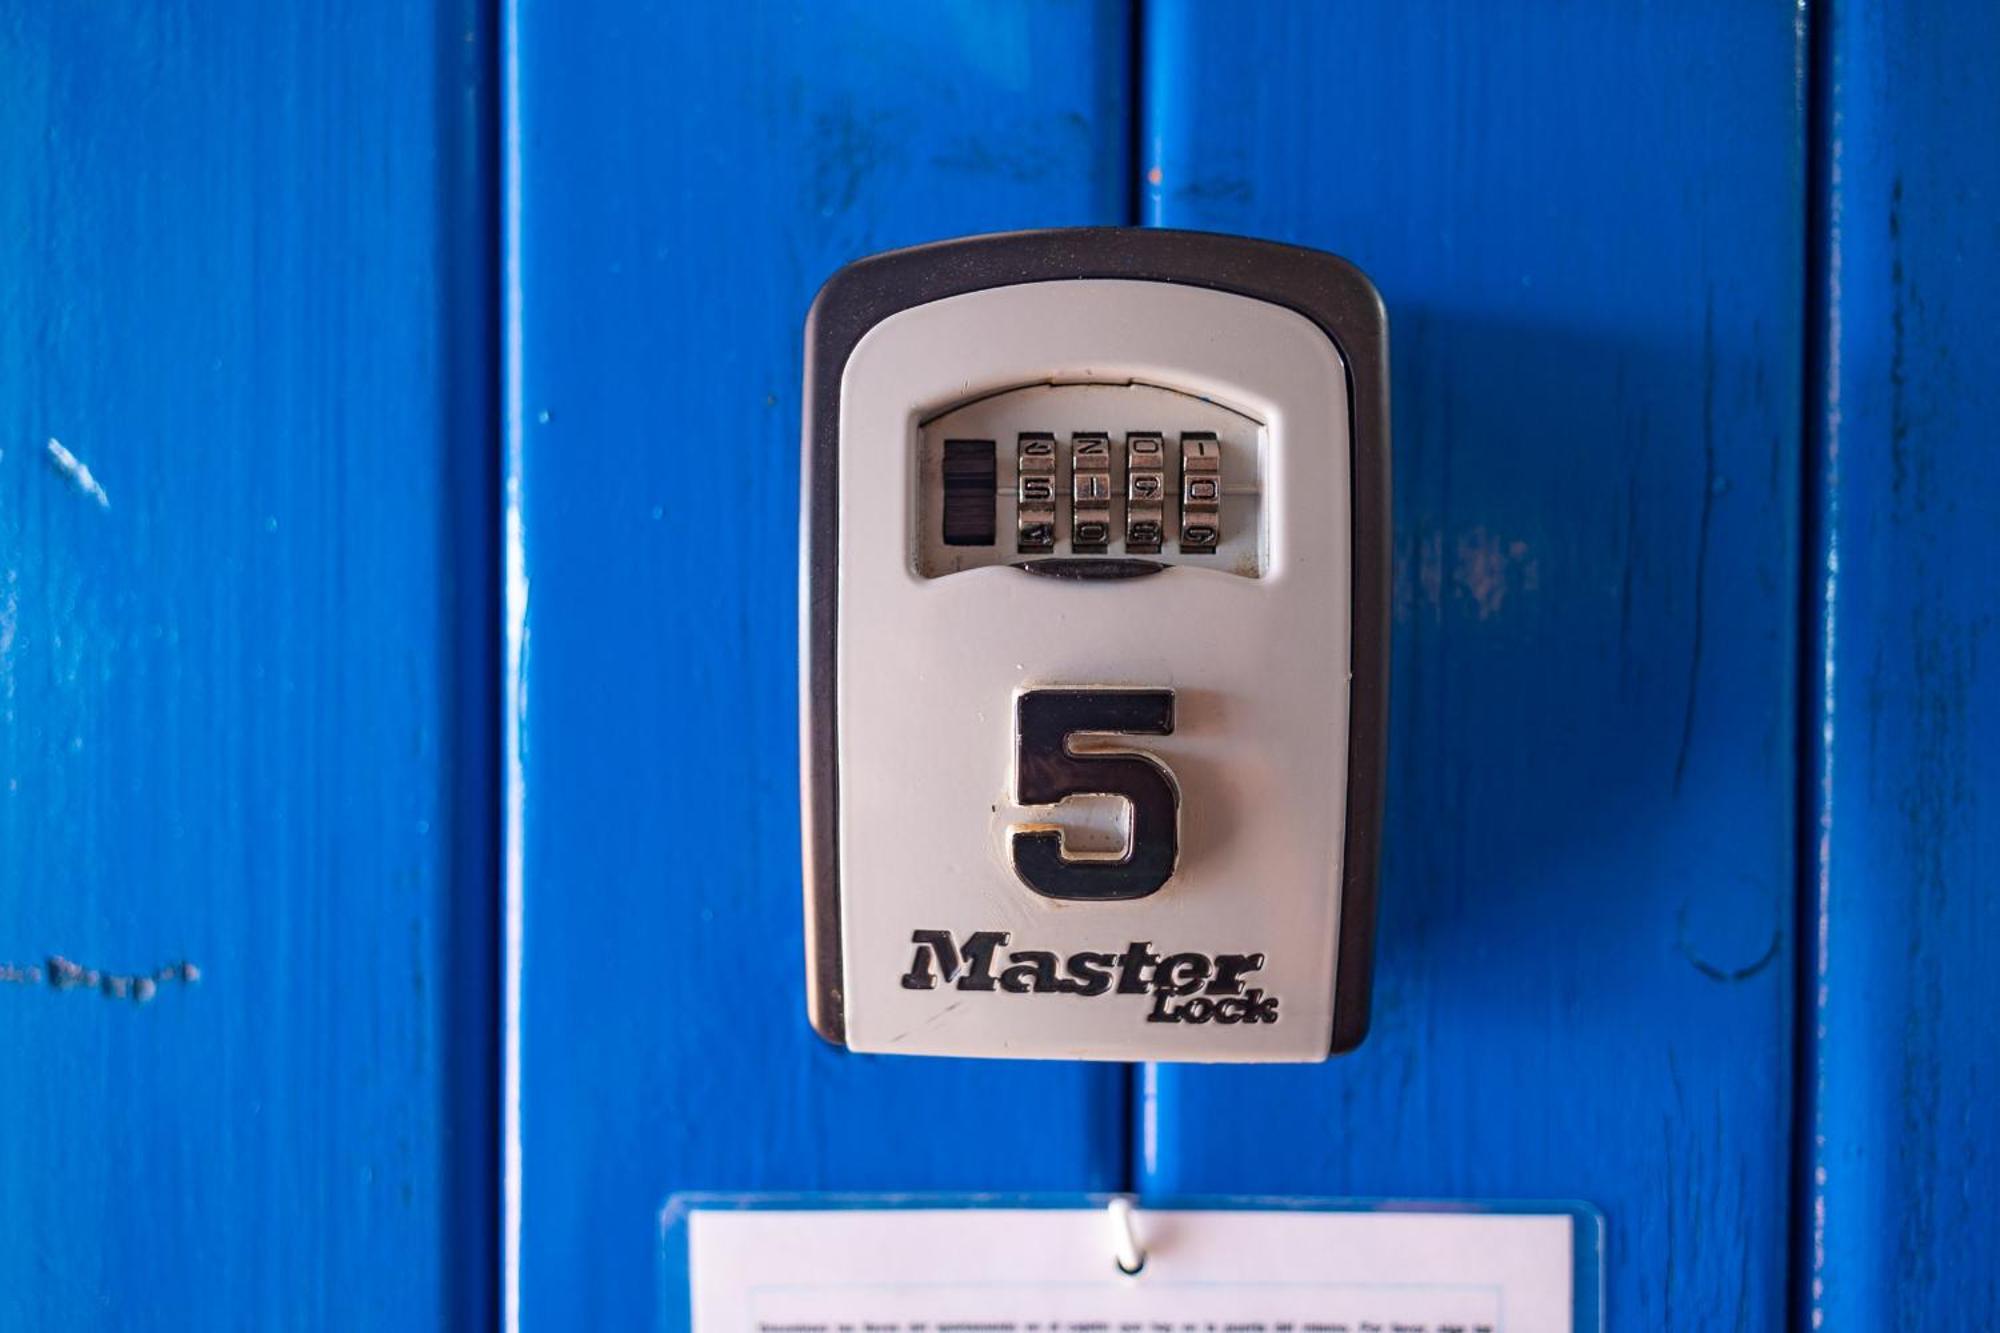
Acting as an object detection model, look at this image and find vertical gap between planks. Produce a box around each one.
[1126,0,1150,1199]
[499,0,527,1322]
[1125,0,1149,235]
[429,0,506,1322]
[1792,0,1837,1330]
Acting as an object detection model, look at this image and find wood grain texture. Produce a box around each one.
[505,4,1132,1327]
[0,1,496,1326]
[1807,0,2000,1323]
[1138,5,1805,1328]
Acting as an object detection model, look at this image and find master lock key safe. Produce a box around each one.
[799,228,1387,1062]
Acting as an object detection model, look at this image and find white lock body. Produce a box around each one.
[802,230,1388,1062]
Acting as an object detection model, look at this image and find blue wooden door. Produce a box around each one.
[5,2,1996,1328]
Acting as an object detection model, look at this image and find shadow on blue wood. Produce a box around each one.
[1808,0,2000,1323]
[507,4,1133,1328]
[1138,4,1804,1329]
[0,1,496,1326]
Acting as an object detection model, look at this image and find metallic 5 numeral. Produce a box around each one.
[1011,688,1179,902]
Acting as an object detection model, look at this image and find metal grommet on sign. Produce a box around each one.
[1107,1195,1146,1277]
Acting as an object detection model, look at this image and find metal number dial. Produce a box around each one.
[1011,688,1179,901]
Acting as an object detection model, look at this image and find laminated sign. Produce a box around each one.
[665,1196,1604,1332]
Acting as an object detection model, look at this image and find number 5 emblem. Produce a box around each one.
[1011,688,1180,902]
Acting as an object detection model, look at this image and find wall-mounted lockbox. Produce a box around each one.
[800,229,1388,1062]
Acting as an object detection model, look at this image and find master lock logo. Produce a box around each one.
[897,929,1282,1027]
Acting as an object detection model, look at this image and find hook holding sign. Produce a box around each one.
[1107,1195,1146,1277]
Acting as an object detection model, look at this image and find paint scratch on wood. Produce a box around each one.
[1454,528,1539,620]
[1677,929,1782,984]
[44,438,111,509]
[1674,295,1720,795]
[0,957,199,1002]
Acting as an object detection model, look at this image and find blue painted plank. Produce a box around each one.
[1139,4,1804,1327]
[0,2,495,1326]
[1807,1,2000,1323]
[505,3,1132,1327]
